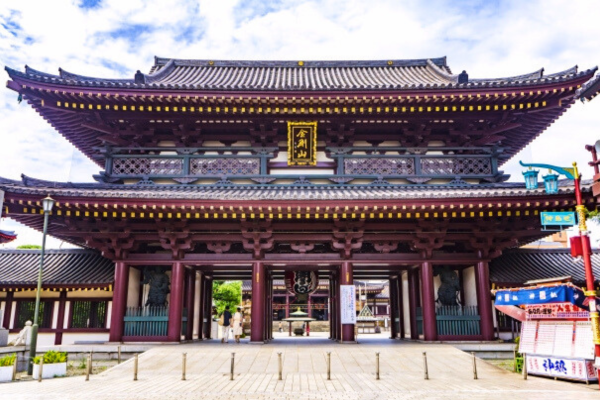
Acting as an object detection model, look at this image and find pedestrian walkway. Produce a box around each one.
[2,335,598,400]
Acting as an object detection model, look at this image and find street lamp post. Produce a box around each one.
[519,161,600,363]
[27,195,54,375]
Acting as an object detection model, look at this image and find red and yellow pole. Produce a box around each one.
[573,162,600,385]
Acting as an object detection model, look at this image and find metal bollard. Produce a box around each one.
[277,352,282,381]
[230,353,235,381]
[89,352,93,375]
[522,354,527,380]
[85,354,91,381]
[422,352,429,380]
[182,353,187,381]
[376,352,380,380]
[38,358,44,383]
[326,352,331,380]
[118,345,122,364]
[12,356,17,381]
[134,354,138,381]
[471,352,478,380]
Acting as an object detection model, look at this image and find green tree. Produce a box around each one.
[213,281,242,316]
[16,244,42,249]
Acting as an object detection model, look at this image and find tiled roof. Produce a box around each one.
[0,175,588,202]
[0,230,17,244]
[489,248,600,286]
[0,249,113,288]
[6,58,597,92]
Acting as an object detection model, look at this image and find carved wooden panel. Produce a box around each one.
[112,158,183,175]
[190,158,260,176]
[420,157,491,176]
[343,158,415,175]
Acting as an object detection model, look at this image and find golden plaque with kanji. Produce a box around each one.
[287,121,317,166]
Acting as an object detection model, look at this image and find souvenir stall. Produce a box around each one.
[495,283,598,383]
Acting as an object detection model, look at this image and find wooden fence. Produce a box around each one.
[124,307,169,337]
[416,306,481,336]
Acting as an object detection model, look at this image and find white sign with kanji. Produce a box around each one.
[340,285,356,324]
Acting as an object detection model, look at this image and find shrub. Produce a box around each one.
[33,351,67,365]
[0,353,16,367]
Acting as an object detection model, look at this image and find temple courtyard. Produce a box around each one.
[2,334,598,400]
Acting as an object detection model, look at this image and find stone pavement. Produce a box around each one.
[1,334,598,400]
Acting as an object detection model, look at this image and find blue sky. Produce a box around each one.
[0,0,599,248]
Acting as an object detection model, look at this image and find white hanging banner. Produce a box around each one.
[340,285,356,324]
[0,190,4,220]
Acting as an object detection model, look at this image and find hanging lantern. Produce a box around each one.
[284,270,319,296]
[522,168,539,190]
[542,171,559,194]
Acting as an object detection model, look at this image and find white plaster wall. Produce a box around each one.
[51,301,59,329]
[61,333,109,345]
[63,302,70,329]
[463,266,478,306]
[127,268,141,307]
[9,302,16,329]
[0,301,5,324]
[106,301,112,329]
[194,272,201,338]
[401,272,410,338]
[8,332,55,347]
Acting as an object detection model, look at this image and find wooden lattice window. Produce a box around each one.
[70,301,108,329]
[15,300,53,329]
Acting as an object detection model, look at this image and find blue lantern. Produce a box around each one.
[522,168,539,190]
[542,171,559,194]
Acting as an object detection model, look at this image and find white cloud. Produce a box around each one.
[0,0,599,249]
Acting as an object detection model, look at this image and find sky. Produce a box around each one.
[0,0,599,249]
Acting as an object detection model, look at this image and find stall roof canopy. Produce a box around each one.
[494,284,597,311]
[6,57,597,92]
[489,248,600,286]
[0,249,113,289]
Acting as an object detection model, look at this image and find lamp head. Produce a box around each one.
[42,195,55,213]
[595,140,600,155]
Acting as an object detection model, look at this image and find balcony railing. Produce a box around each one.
[94,146,506,186]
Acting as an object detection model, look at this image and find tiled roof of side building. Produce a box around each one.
[6,57,597,92]
[0,175,590,201]
[0,249,113,288]
[489,248,600,287]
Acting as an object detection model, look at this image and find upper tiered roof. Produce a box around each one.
[6,57,597,92]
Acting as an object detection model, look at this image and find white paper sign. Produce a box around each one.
[0,190,4,220]
[340,285,356,324]
[527,355,597,382]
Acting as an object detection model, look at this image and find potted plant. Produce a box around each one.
[0,353,16,382]
[33,351,67,379]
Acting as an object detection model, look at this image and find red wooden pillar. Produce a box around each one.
[328,277,334,340]
[197,273,205,340]
[340,261,355,343]
[398,272,405,339]
[2,291,13,329]
[285,294,290,318]
[389,276,399,339]
[185,269,195,341]
[203,276,213,339]
[421,262,437,341]
[475,260,495,340]
[54,291,67,345]
[308,294,312,319]
[109,262,129,342]
[266,271,273,341]
[408,269,419,340]
[335,274,342,341]
[250,261,265,343]
[168,262,185,342]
